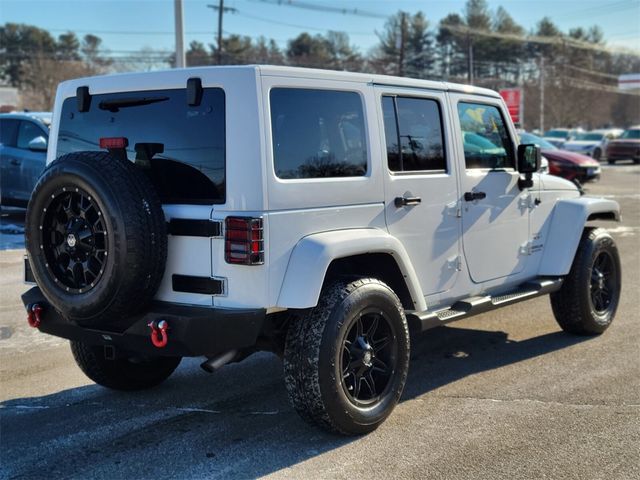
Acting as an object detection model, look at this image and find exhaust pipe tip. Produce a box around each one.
[200,349,238,373]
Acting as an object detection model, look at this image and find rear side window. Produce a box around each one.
[382,96,447,172]
[457,102,514,169]
[270,88,367,179]
[57,88,225,204]
[0,119,19,147]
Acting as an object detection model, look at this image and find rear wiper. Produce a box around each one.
[98,96,169,112]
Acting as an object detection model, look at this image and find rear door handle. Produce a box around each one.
[395,196,422,207]
[9,159,21,166]
[464,191,486,202]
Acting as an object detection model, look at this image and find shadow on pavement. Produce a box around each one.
[1,325,591,479]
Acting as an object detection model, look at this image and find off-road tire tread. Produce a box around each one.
[70,341,181,391]
[550,227,620,335]
[283,277,409,435]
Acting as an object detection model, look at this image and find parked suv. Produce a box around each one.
[605,126,640,164]
[22,66,621,435]
[0,112,50,207]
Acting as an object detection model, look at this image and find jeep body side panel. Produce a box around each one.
[276,228,427,311]
[373,85,462,299]
[259,74,384,212]
[538,197,620,276]
[448,92,530,284]
[259,73,390,309]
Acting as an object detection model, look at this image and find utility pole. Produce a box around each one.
[467,29,474,84]
[207,1,237,65]
[174,0,185,68]
[397,12,406,77]
[539,56,545,133]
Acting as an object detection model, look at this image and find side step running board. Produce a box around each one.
[406,277,563,332]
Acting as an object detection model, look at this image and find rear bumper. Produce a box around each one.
[21,287,266,357]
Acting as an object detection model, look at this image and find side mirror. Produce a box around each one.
[517,144,540,189]
[28,136,48,152]
[517,144,541,173]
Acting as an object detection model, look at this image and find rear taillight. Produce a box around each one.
[225,217,264,265]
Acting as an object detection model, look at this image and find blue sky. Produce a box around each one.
[2,0,639,57]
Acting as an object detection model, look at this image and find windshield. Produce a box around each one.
[573,133,603,141]
[519,132,558,150]
[544,130,569,138]
[620,129,640,139]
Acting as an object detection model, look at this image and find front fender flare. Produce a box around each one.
[539,197,620,276]
[276,228,426,311]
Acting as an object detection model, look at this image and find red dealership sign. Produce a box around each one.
[499,88,523,125]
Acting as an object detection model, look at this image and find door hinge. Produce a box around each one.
[518,194,537,211]
[447,255,463,271]
[446,201,462,218]
[519,241,533,256]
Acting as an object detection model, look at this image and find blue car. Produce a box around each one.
[0,112,51,208]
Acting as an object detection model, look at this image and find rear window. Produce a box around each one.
[57,88,225,204]
[270,88,367,179]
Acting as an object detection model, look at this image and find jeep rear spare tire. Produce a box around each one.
[26,151,167,327]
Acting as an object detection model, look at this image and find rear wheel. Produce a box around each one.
[283,278,410,435]
[593,148,602,161]
[607,158,616,165]
[71,341,181,391]
[550,228,621,335]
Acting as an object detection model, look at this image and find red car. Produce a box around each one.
[606,126,640,164]
[520,132,601,183]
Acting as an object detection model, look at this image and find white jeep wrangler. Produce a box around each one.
[22,66,621,435]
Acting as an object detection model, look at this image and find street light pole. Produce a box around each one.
[539,56,545,133]
[174,0,185,68]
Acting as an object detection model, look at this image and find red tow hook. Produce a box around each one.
[148,320,169,348]
[27,304,43,328]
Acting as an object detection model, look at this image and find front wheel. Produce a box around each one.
[283,278,410,435]
[550,228,621,335]
[71,341,181,391]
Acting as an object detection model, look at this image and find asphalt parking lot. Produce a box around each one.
[1,164,638,480]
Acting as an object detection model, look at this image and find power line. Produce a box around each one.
[235,11,373,35]
[552,0,635,21]
[241,0,387,19]
[568,78,640,96]
[563,64,621,79]
[440,24,640,56]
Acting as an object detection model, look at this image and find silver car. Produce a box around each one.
[0,112,51,207]
[562,129,623,161]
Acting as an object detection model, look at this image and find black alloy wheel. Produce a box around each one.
[340,309,397,406]
[589,251,616,314]
[41,187,108,293]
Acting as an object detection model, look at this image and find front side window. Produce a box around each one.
[457,102,514,169]
[17,121,45,149]
[270,88,367,179]
[382,96,446,172]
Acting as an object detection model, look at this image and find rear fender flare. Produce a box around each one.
[276,229,426,311]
